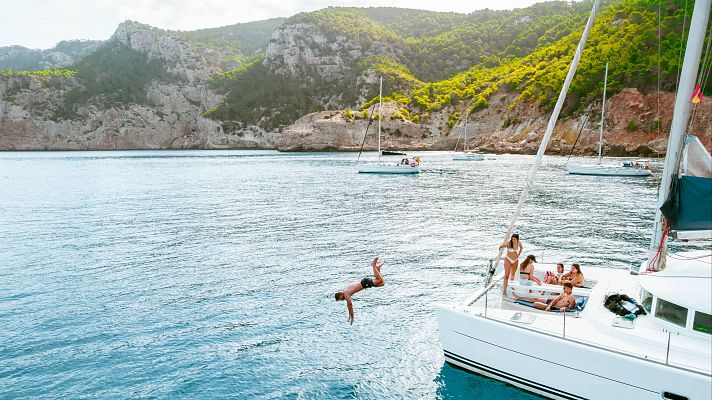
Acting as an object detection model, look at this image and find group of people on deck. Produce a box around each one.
[499,234,585,312]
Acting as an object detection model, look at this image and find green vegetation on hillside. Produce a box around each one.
[405,0,700,117]
[172,18,285,69]
[56,42,169,119]
[0,68,76,77]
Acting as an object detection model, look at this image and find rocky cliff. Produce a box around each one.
[277,89,712,155]
[1,3,709,153]
[0,40,102,71]
[0,22,278,150]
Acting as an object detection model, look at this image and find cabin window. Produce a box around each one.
[655,298,688,327]
[640,289,652,313]
[693,311,711,335]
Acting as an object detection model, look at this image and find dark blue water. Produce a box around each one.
[1,150,688,399]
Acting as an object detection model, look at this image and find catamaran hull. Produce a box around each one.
[357,164,420,174]
[453,154,485,161]
[566,165,652,176]
[435,305,710,400]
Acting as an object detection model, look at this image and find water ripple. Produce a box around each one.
[1,150,699,399]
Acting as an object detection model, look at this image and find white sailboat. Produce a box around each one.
[566,61,652,177]
[453,109,485,161]
[435,1,711,398]
[358,77,420,174]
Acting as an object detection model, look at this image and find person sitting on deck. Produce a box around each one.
[544,263,565,284]
[559,263,585,287]
[518,254,542,286]
[533,283,576,312]
[335,257,385,325]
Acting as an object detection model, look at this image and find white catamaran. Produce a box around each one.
[358,77,420,174]
[435,0,711,398]
[453,109,485,161]
[566,61,652,177]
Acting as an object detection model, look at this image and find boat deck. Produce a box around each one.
[460,264,712,375]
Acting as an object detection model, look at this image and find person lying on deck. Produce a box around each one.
[559,263,585,287]
[532,283,576,312]
[335,257,385,325]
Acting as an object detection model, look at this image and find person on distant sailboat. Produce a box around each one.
[499,234,523,295]
[335,257,385,325]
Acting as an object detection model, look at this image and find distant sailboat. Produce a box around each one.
[452,109,484,161]
[567,61,652,176]
[357,77,420,174]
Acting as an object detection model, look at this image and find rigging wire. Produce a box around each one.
[657,0,662,136]
[674,0,690,94]
[355,103,377,165]
[564,114,590,165]
[686,22,712,136]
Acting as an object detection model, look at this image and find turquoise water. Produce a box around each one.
[0,150,685,399]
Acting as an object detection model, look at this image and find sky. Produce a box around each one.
[0,0,547,49]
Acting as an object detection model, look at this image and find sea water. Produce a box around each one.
[0,151,696,399]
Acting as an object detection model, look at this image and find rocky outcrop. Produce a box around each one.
[278,89,712,156]
[0,40,102,71]
[0,55,278,150]
[112,21,218,83]
[264,23,400,83]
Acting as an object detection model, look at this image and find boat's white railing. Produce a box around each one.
[468,0,601,306]
[471,287,711,375]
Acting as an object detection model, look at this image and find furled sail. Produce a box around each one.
[660,136,712,239]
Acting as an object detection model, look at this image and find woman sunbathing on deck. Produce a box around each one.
[518,255,541,286]
[559,264,585,287]
[544,263,565,284]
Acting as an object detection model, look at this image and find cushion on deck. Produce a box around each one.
[514,297,588,312]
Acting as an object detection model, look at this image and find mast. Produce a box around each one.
[598,61,608,165]
[647,0,711,271]
[378,77,383,163]
[472,0,601,303]
[464,110,469,152]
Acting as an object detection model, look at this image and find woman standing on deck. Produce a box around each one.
[499,233,523,295]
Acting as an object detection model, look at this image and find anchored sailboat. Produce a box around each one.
[435,0,711,398]
[453,109,484,161]
[357,77,420,174]
[567,61,652,176]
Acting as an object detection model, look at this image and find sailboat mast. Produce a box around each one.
[378,77,383,163]
[598,61,608,165]
[464,110,468,152]
[647,0,710,270]
[472,0,601,303]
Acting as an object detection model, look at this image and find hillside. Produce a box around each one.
[0,0,710,152]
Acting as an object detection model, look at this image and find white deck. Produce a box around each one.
[463,264,711,374]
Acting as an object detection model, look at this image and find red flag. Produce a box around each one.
[691,83,703,104]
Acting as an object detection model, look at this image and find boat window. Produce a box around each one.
[641,291,653,313]
[654,298,688,327]
[693,311,711,335]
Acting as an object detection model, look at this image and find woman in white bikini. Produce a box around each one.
[499,233,523,295]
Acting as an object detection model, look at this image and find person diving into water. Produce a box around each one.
[335,257,385,325]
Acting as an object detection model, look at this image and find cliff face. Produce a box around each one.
[277,89,712,155]
[0,40,102,71]
[0,22,279,150]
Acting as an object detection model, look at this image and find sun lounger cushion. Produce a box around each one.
[514,297,588,312]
